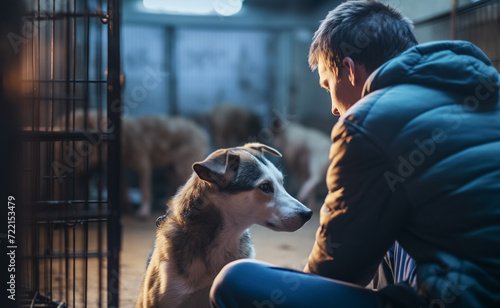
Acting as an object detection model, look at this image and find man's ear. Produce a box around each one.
[342,57,369,88]
[342,57,356,86]
[192,150,240,187]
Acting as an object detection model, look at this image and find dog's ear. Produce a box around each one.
[243,143,282,157]
[192,150,240,187]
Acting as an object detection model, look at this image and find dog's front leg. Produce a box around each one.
[136,160,153,218]
[297,175,321,209]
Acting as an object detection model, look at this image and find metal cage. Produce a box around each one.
[15,0,121,307]
[414,0,500,72]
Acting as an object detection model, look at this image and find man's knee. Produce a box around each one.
[211,259,270,307]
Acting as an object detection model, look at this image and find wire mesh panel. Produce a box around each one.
[454,0,500,71]
[414,0,500,72]
[16,0,121,307]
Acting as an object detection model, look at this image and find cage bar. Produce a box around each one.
[17,0,122,307]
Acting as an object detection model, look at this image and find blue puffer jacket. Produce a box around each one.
[305,41,500,307]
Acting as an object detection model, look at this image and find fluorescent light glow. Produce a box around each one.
[143,0,213,15]
[213,0,243,16]
[143,0,243,16]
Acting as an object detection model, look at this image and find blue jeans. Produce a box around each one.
[210,242,421,308]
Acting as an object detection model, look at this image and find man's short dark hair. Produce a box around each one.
[309,0,418,76]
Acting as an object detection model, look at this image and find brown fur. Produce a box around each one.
[210,104,262,148]
[135,143,312,308]
[55,110,209,217]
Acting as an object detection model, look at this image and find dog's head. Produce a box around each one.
[192,142,312,232]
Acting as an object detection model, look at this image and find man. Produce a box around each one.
[210,1,500,307]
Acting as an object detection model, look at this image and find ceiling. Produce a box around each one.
[122,0,342,26]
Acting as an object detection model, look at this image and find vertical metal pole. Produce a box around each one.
[107,0,121,306]
[276,30,292,118]
[450,0,458,40]
[34,0,41,297]
[498,1,500,71]
[167,27,178,115]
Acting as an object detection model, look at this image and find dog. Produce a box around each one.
[272,121,331,210]
[208,104,262,149]
[135,143,313,308]
[122,115,209,217]
[55,110,209,217]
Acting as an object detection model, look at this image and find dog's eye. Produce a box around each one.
[258,182,273,193]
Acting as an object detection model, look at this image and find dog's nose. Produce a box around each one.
[300,210,313,221]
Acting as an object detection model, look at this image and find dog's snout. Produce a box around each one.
[300,210,313,221]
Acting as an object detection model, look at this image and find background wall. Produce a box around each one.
[121,0,336,135]
[119,0,499,135]
[385,0,499,71]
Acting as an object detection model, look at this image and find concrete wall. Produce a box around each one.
[121,0,336,133]
[120,0,495,134]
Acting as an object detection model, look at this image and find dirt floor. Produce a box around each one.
[119,210,320,307]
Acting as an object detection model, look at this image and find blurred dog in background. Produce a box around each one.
[122,115,209,217]
[56,110,209,218]
[196,104,332,209]
[210,104,262,148]
[271,120,331,210]
[206,104,262,149]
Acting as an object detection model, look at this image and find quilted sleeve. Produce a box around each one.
[304,118,408,286]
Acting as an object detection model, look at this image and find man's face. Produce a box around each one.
[318,57,361,116]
